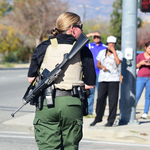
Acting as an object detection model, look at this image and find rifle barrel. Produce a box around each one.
[11,100,27,117]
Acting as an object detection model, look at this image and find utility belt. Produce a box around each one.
[45,86,91,105]
[30,85,90,116]
[55,86,90,98]
[55,89,72,97]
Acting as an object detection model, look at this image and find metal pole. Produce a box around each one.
[83,5,86,22]
[119,0,139,125]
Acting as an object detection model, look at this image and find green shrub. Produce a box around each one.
[2,52,18,62]
[1,47,34,63]
[16,47,32,62]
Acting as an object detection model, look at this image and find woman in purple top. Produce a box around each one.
[136,41,150,119]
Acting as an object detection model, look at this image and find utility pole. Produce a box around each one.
[83,5,86,22]
[78,4,86,23]
[119,0,139,125]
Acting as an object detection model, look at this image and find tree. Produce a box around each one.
[84,18,109,44]
[0,24,21,52]
[137,27,150,50]
[137,17,143,28]
[0,0,13,18]
[110,0,143,50]
[6,0,68,46]
[109,0,122,50]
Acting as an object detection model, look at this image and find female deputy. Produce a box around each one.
[27,12,96,150]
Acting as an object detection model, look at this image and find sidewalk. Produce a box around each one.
[83,106,150,144]
[2,103,150,145]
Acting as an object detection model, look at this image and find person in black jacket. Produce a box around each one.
[28,12,96,150]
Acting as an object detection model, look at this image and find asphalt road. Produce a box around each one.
[0,133,149,150]
[0,69,150,150]
[0,69,35,123]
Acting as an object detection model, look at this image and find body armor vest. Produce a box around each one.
[40,38,84,90]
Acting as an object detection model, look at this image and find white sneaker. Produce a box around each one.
[141,113,148,119]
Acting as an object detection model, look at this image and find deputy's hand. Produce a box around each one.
[28,77,36,83]
[84,84,94,89]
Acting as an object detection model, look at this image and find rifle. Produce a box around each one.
[11,32,89,117]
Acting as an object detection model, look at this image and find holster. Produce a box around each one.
[45,85,55,107]
[71,86,91,116]
[82,89,91,116]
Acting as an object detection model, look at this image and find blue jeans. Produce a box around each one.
[136,77,150,114]
[88,74,99,115]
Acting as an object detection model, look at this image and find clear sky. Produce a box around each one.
[68,0,150,22]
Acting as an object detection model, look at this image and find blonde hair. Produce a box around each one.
[51,12,80,36]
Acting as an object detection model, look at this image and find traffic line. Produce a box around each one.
[82,139,150,147]
[0,134,34,139]
[0,130,34,139]
[0,131,29,134]
[0,131,150,147]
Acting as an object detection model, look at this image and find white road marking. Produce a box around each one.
[0,131,29,134]
[0,131,150,148]
[0,135,34,139]
[82,139,150,147]
[0,130,33,139]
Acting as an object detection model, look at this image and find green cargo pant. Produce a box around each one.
[33,96,83,150]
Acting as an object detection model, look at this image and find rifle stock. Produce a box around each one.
[11,32,89,117]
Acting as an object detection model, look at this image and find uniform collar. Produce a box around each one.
[56,34,76,45]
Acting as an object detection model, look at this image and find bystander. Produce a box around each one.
[86,31,106,116]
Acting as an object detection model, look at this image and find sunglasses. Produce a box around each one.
[73,24,83,30]
[93,36,101,39]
